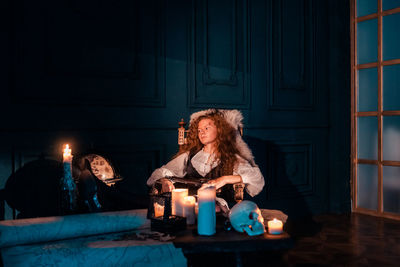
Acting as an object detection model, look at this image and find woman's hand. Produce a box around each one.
[205,177,227,190]
[201,175,242,190]
[159,178,175,193]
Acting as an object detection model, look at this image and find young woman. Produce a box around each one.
[147,109,264,205]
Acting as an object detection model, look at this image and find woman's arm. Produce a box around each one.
[201,156,264,197]
[205,175,243,190]
[146,152,189,192]
[233,157,265,197]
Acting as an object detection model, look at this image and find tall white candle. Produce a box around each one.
[171,188,188,217]
[197,185,216,235]
[183,196,196,225]
[267,218,283,235]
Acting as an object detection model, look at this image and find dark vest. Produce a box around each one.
[184,151,235,204]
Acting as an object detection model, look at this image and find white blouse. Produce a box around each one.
[147,150,265,197]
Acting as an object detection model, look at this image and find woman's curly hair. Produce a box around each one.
[175,111,239,175]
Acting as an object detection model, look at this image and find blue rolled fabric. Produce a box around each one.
[1,229,187,267]
[0,209,149,248]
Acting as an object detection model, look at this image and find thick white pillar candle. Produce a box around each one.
[267,218,283,235]
[183,196,196,225]
[171,189,188,216]
[197,185,216,235]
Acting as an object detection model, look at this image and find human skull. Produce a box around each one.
[229,200,265,236]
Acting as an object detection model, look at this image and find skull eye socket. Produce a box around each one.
[249,213,253,220]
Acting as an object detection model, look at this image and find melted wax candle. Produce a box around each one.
[60,144,77,212]
[267,218,283,235]
[197,185,216,235]
[62,144,73,179]
[154,202,164,218]
[183,196,196,225]
[171,188,188,216]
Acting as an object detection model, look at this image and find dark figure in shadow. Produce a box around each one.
[74,158,102,213]
[244,135,322,233]
[4,158,63,218]
[3,156,147,219]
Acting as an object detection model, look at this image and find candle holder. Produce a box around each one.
[148,192,187,233]
[147,192,168,219]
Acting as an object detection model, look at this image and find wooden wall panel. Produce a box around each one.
[188,0,249,108]
[247,127,328,217]
[1,0,351,220]
[12,0,165,106]
[269,0,315,110]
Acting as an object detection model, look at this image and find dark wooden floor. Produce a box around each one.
[190,213,400,266]
[246,213,400,266]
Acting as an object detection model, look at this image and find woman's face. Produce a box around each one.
[198,118,218,146]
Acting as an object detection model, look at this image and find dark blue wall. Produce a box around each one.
[0,0,350,219]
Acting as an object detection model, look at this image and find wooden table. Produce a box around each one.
[173,221,293,267]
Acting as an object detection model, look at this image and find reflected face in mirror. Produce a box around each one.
[198,118,218,146]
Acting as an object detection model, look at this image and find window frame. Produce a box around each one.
[351,0,400,220]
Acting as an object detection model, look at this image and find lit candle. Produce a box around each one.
[62,144,73,179]
[183,196,196,225]
[267,218,283,235]
[154,202,164,218]
[171,188,188,217]
[63,144,72,163]
[197,185,216,235]
[60,144,77,212]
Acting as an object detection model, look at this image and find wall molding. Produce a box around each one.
[267,140,315,200]
[266,0,316,111]
[188,0,250,108]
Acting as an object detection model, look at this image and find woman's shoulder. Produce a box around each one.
[235,154,249,164]
[174,151,190,160]
[166,151,190,165]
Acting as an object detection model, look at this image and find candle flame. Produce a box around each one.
[184,196,196,205]
[63,144,72,157]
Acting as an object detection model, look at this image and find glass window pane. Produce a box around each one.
[357,164,378,210]
[383,64,400,111]
[383,166,400,214]
[383,116,400,161]
[383,0,400,10]
[357,0,377,17]
[358,68,378,111]
[358,117,378,160]
[383,13,400,61]
[357,19,378,64]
